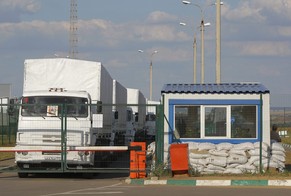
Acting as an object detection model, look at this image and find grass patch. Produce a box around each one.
[0,138,16,160]
[279,126,291,144]
[0,152,15,161]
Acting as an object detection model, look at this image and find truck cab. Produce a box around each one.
[15,88,95,171]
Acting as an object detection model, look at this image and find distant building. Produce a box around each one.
[161,83,270,146]
[0,84,12,98]
[0,84,12,124]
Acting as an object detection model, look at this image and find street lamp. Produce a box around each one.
[182,1,212,84]
[216,0,222,84]
[200,20,211,84]
[138,50,158,100]
[180,22,197,84]
[183,0,223,84]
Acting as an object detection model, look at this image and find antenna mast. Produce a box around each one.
[69,0,78,58]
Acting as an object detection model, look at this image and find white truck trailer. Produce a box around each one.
[112,80,135,145]
[145,100,160,138]
[126,88,146,130]
[15,58,115,176]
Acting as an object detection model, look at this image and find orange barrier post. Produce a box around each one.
[170,143,189,176]
[130,142,146,179]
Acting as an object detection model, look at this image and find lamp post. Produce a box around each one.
[138,50,158,100]
[180,22,197,84]
[183,0,223,84]
[200,20,211,84]
[216,0,221,84]
[182,1,211,84]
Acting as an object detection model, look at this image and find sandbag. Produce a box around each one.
[271,150,286,157]
[233,142,254,150]
[206,164,226,171]
[236,163,257,171]
[247,156,269,165]
[248,149,269,157]
[208,149,229,157]
[187,142,199,150]
[189,152,210,159]
[271,154,286,162]
[254,142,269,152]
[198,142,216,151]
[216,142,233,151]
[228,149,247,156]
[271,143,285,152]
[227,154,248,164]
[189,158,207,166]
[206,156,227,167]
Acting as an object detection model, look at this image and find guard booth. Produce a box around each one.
[161,83,271,162]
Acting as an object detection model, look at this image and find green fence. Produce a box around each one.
[0,103,18,146]
[0,102,164,178]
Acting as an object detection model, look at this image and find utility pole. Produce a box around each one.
[215,0,221,83]
[69,0,78,59]
[193,33,197,84]
[201,20,205,84]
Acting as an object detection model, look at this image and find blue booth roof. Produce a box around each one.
[161,83,270,94]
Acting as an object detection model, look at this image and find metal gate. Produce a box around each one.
[0,102,164,178]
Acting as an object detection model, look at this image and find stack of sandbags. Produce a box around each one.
[246,142,270,170]
[269,142,286,171]
[224,143,251,174]
[188,142,286,174]
[148,141,286,175]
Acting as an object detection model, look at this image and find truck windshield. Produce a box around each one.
[21,96,88,118]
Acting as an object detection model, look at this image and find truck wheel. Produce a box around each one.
[18,173,28,178]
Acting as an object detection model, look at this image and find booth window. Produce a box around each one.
[173,104,257,139]
[231,106,256,138]
[174,105,200,138]
[205,107,227,137]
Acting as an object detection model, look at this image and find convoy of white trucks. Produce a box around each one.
[15,58,158,176]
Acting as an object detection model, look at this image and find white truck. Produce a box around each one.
[15,58,116,176]
[112,80,135,145]
[145,100,160,139]
[126,88,146,142]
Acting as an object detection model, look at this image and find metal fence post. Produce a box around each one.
[259,93,263,174]
[61,103,67,172]
[155,104,164,166]
[1,103,3,145]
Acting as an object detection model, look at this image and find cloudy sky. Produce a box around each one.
[0,0,291,103]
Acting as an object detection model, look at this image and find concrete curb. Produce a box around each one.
[125,179,291,187]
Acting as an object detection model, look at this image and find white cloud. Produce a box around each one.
[146,11,178,23]
[78,17,185,46]
[0,0,40,22]
[0,0,40,12]
[222,0,291,23]
[278,26,291,37]
[222,1,265,23]
[228,41,291,56]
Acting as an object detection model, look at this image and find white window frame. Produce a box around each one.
[201,105,231,139]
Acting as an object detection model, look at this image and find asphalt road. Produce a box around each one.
[1,172,291,196]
